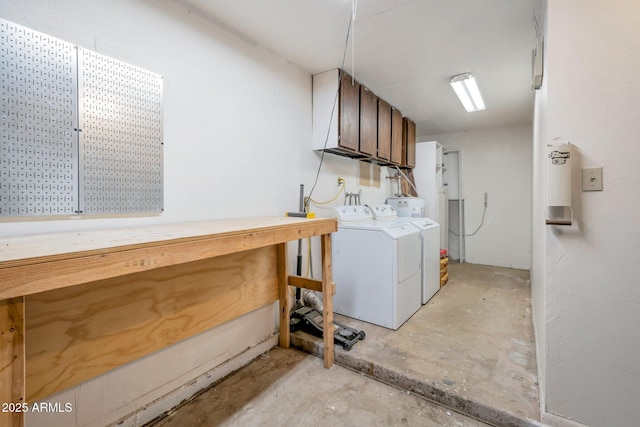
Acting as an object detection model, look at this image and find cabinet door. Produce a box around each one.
[338,70,360,151]
[359,86,378,157]
[390,108,403,164]
[377,99,391,161]
[403,118,416,168]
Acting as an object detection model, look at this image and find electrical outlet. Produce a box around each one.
[337,177,345,186]
[582,168,603,191]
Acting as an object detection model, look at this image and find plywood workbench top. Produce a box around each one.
[0,216,338,423]
[0,216,337,300]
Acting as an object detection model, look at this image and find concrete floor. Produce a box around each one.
[149,263,540,427]
[151,347,489,426]
[301,262,541,427]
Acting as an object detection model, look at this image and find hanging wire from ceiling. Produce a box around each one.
[304,0,358,213]
[351,0,357,85]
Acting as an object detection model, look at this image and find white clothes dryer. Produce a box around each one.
[370,204,441,304]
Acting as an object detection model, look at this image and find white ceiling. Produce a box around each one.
[183,0,543,137]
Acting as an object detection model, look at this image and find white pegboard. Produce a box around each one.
[77,48,163,214]
[0,19,163,217]
[0,19,79,216]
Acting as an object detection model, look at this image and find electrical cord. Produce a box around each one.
[450,203,487,237]
[305,6,356,213]
[301,3,357,305]
[305,181,345,207]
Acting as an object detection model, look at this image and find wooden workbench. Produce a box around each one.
[0,217,337,427]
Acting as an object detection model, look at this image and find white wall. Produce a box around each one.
[530,0,548,417]
[533,1,640,426]
[0,0,309,425]
[422,125,533,269]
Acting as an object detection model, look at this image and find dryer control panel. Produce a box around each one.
[369,204,398,219]
[334,205,372,222]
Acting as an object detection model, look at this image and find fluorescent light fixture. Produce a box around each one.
[450,73,486,112]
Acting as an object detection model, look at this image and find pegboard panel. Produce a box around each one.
[0,19,78,216]
[77,48,163,214]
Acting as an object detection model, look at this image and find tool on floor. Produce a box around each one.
[290,306,365,351]
[288,184,366,351]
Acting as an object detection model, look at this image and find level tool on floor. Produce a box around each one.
[290,306,365,351]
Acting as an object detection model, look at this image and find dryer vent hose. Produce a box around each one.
[303,290,324,312]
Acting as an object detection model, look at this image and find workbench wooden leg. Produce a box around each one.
[321,234,334,368]
[0,297,25,427]
[277,243,290,349]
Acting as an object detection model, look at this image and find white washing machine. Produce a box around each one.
[371,204,441,304]
[332,205,422,330]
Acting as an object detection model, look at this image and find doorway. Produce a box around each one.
[444,150,465,262]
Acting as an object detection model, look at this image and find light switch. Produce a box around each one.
[582,167,603,191]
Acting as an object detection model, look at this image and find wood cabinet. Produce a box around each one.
[313,69,362,156]
[359,86,378,157]
[390,107,404,165]
[402,117,416,168]
[339,70,360,152]
[377,99,391,161]
[313,68,417,167]
[403,118,416,168]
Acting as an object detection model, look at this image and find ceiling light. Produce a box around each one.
[450,73,486,112]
